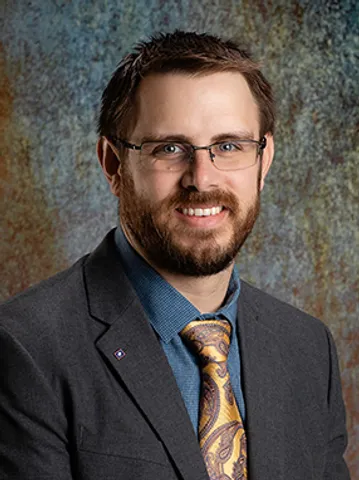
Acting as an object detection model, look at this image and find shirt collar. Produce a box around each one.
[115,227,240,344]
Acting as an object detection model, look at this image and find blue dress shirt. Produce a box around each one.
[114,227,246,432]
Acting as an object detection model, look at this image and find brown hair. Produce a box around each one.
[97,30,275,140]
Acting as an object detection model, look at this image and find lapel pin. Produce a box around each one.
[113,348,126,360]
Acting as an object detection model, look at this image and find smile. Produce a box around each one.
[178,206,224,217]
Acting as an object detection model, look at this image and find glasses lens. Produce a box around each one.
[211,140,261,171]
[140,142,190,171]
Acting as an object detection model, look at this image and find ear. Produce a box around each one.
[259,134,274,191]
[97,137,122,197]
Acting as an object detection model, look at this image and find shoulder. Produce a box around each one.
[1,256,88,320]
[238,281,343,402]
[0,255,91,356]
[239,280,334,355]
[240,279,327,329]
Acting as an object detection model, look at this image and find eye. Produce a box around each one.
[156,143,184,155]
[217,141,242,153]
[149,143,189,160]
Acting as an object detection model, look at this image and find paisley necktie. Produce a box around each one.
[181,319,247,479]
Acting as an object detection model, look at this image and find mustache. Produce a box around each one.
[163,189,239,212]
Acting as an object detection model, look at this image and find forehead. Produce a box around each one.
[131,71,260,141]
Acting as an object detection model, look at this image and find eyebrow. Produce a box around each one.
[136,130,256,144]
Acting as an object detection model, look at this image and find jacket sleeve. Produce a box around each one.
[0,325,74,480]
[323,326,351,480]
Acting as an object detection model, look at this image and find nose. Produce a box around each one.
[181,148,220,192]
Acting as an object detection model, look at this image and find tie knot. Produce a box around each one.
[180,319,231,364]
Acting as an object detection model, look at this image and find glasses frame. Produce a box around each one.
[108,135,267,171]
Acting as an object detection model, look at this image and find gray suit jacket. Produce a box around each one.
[0,230,349,479]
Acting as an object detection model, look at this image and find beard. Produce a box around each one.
[118,164,261,277]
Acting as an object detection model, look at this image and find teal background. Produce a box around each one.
[1,1,358,475]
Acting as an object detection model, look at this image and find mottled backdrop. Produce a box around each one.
[1,0,358,476]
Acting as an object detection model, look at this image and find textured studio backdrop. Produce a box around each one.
[1,0,358,476]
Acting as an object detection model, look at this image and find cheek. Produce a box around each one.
[132,170,179,203]
[231,172,259,200]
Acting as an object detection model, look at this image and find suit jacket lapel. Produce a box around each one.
[237,285,287,479]
[238,283,315,480]
[84,230,208,480]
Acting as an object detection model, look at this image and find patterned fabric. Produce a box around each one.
[181,319,247,480]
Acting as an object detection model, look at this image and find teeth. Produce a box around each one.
[180,206,223,217]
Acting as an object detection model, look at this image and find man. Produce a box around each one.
[0,31,349,479]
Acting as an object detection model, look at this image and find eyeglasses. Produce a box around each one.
[109,135,267,172]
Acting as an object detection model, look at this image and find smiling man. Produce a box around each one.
[0,31,349,480]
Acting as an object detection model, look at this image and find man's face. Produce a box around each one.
[114,72,273,276]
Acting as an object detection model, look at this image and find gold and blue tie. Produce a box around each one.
[181,319,247,479]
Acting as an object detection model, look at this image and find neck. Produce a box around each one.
[158,264,234,314]
[121,225,234,313]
